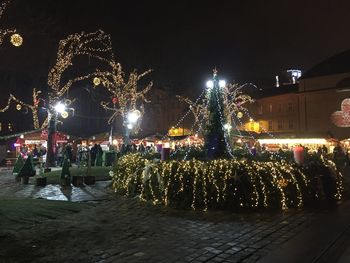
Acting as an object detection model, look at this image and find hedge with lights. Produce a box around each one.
[111,154,343,211]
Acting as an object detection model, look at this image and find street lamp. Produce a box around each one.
[54,102,66,113]
[127,110,141,124]
[46,101,74,168]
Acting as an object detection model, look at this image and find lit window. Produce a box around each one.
[278,120,283,130]
[8,122,13,131]
[269,104,273,113]
[0,122,2,132]
[268,120,273,130]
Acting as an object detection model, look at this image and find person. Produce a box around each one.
[77,144,83,167]
[90,144,98,166]
[96,144,103,166]
[39,144,46,157]
[333,142,344,159]
[32,144,39,157]
[138,142,145,153]
[333,142,345,167]
[56,143,63,166]
[64,143,73,164]
[322,145,328,155]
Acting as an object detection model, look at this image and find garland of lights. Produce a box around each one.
[112,154,343,211]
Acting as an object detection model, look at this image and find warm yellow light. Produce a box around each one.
[237,112,243,118]
[61,111,69,119]
[249,118,253,122]
[258,138,327,145]
[10,33,23,47]
[16,104,22,111]
[112,139,118,145]
[164,142,170,148]
[93,77,101,86]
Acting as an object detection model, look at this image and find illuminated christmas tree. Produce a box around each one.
[17,155,35,178]
[12,154,24,175]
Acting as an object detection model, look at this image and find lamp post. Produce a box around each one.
[205,69,228,159]
[45,101,73,168]
[123,110,141,144]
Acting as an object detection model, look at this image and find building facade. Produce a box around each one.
[242,50,350,141]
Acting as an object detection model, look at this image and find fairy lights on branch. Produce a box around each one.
[96,58,153,133]
[0,0,22,46]
[48,30,113,104]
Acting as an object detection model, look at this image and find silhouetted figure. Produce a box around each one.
[90,144,98,166]
[32,144,39,157]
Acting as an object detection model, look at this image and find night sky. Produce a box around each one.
[1,0,350,133]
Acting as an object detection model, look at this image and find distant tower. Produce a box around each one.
[275,69,302,86]
[286,69,302,84]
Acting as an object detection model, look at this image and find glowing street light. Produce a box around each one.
[54,102,66,113]
[127,123,133,129]
[206,80,214,89]
[219,80,226,88]
[127,110,141,124]
[223,123,232,131]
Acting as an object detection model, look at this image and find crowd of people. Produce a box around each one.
[19,144,47,159]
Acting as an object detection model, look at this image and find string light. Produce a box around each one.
[10,33,22,46]
[97,57,153,134]
[0,0,17,46]
[48,30,113,104]
[111,154,343,211]
[93,77,101,86]
[0,88,44,129]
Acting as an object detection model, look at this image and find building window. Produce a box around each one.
[258,105,263,115]
[268,120,273,130]
[278,104,282,113]
[288,103,293,112]
[278,120,283,130]
[269,104,273,113]
[289,120,294,129]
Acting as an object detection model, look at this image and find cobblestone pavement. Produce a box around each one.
[0,168,110,201]
[0,168,321,263]
[1,195,319,263]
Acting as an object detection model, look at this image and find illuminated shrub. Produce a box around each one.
[112,154,343,211]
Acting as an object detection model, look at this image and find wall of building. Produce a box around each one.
[243,74,350,140]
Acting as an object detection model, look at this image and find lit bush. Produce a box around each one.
[112,154,343,211]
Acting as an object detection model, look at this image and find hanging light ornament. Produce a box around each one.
[93,77,101,86]
[237,111,243,118]
[112,97,118,104]
[61,111,69,119]
[10,33,23,47]
[16,104,22,111]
